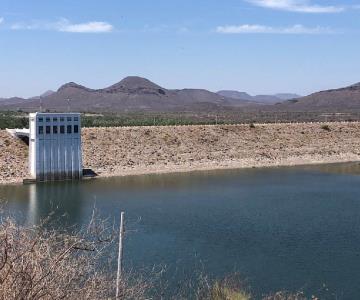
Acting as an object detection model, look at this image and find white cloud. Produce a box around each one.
[216,24,335,34]
[10,18,113,33]
[246,0,345,13]
[0,17,4,25]
[11,23,41,30]
[57,19,113,33]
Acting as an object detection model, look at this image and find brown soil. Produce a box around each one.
[0,130,29,184]
[1,122,360,184]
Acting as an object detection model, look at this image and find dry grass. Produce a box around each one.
[199,275,251,300]
[174,273,309,300]
[0,214,150,300]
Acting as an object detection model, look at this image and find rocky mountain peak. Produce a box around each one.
[103,76,164,93]
[57,82,92,92]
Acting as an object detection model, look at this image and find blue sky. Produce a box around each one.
[0,0,360,98]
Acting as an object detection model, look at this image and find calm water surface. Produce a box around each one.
[1,162,360,299]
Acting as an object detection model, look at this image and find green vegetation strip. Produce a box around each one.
[1,111,360,129]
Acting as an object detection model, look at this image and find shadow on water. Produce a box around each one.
[0,181,84,228]
[1,162,360,298]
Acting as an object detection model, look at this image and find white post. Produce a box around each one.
[116,212,125,299]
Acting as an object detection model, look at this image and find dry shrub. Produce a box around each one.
[175,273,252,300]
[321,125,331,132]
[0,214,150,300]
[176,272,313,300]
[210,281,250,300]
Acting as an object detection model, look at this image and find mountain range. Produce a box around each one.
[277,82,360,111]
[0,76,359,112]
[0,77,255,112]
[217,90,300,104]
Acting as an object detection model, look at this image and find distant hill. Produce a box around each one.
[0,77,254,112]
[279,82,360,111]
[217,90,300,104]
[28,90,56,100]
[41,90,56,97]
[0,97,28,106]
[2,79,360,113]
[217,90,253,101]
[274,93,301,101]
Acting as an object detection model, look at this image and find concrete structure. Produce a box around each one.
[29,112,82,181]
[6,128,30,144]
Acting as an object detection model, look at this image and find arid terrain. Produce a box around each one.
[0,130,29,183]
[1,122,360,184]
[1,76,360,113]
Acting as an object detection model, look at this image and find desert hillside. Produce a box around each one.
[1,122,360,184]
[0,77,253,112]
[279,83,360,111]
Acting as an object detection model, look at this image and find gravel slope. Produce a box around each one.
[1,122,360,184]
[0,130,28,183]
[82,122,360,178]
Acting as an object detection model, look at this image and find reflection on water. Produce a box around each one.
[1,162,360,299]
[0,181,84,227]
[301,161,360,176]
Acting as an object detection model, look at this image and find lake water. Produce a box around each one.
[1,162,360,299]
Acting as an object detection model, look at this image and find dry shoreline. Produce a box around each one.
[91,157,360,180]
[1,122,360,184]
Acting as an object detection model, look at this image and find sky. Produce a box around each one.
[0,0,360,98]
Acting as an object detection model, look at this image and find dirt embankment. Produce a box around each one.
[82,122,360,178]
[1,122,360,184]
[0,131,28,183]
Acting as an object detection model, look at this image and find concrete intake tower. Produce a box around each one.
[29,112,82,181]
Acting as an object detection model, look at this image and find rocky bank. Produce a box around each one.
[1,122,360,184]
